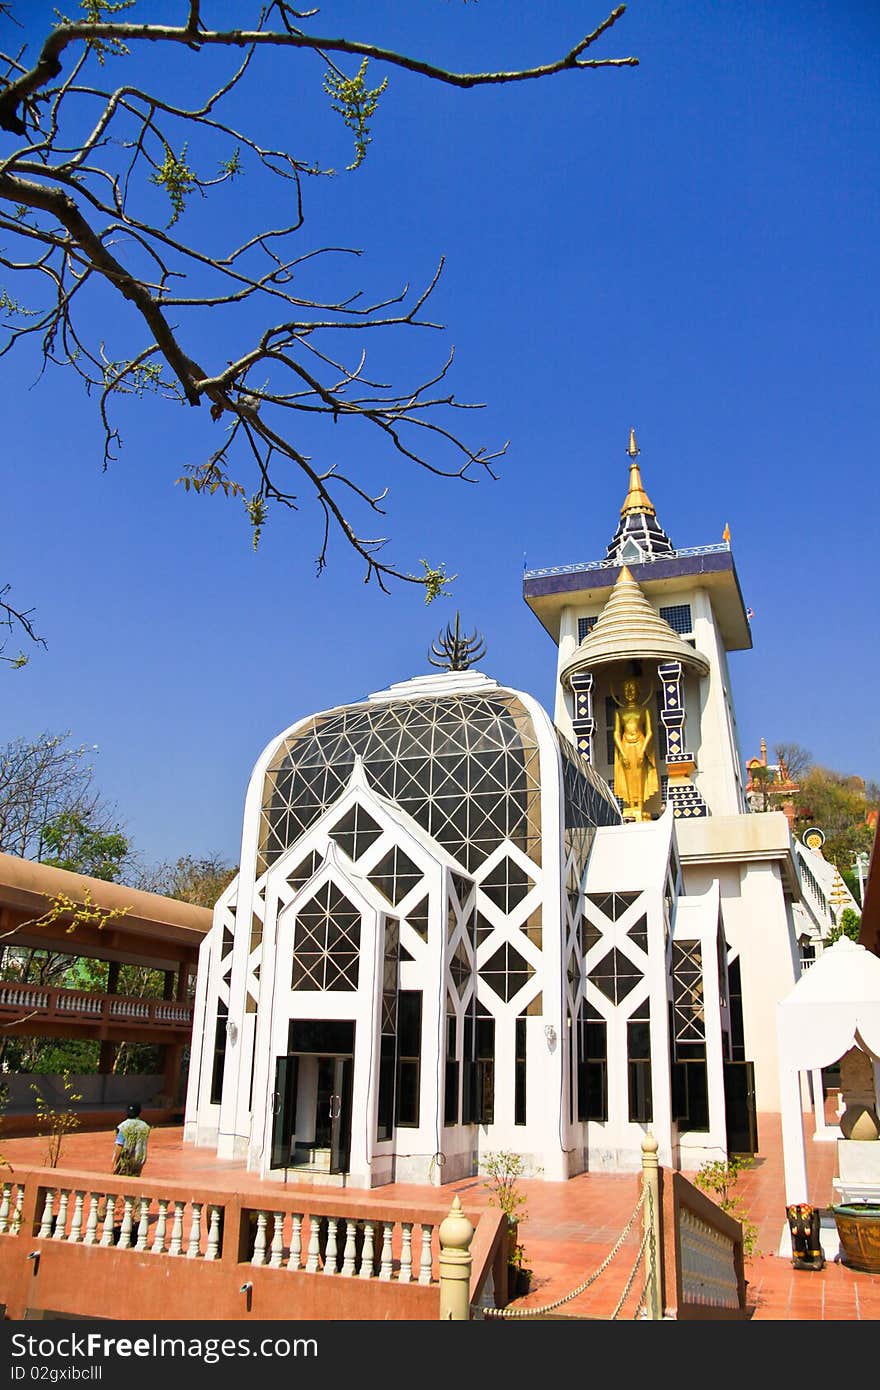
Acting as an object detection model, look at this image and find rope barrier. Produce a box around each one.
[480,1183,648,1321]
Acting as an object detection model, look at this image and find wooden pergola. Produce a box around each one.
[0,852,212,1130]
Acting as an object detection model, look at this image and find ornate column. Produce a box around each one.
[569,671,595,763]
[658,660,707,818]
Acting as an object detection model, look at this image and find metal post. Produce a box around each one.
[641,1133,662,1320]
[438,1196,474,1321]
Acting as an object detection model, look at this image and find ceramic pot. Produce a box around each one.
[832,1203,880,1273]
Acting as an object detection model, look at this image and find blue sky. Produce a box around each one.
[3,1,878,869]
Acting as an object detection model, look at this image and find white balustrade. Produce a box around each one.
[136,1199,150,1251]
[323,1217,338,1275]
[10,1186,22,1236]
[305,1216,320,1273]
[205,1206,221,1260]
[118,1196,134,1249]
[358,1221,375,1279]
[418,1223,433,1284]
[252,1210,268,1267]
[152,1198,168,1253]
[379,1221,394,1281]
[187,1201,202,1257]
[287,1213,302,1271]
[341,1219,357,1276]
[269,1211,284,1268]
[399,1221,413,1282]
[52,1190,69,1240]
[100,1195,116,1246]
[168,1200,185,1256]
[38,1190,54,1239]
[84,1193,100,1246]
[68,1191,85,1243]
[0,1182,11,1233]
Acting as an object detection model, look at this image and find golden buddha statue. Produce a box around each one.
[612,676,659,821]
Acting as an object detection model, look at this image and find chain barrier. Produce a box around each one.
[480,1183,647,1321]
[611,1225,650,1320]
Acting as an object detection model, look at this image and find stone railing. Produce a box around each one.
[661,1170,748,1319]
[0,981,193,1031]
[524,542,731,581]
[0,1167,497,1321]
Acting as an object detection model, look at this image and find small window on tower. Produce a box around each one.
[577,616,598,643]
[659,604,693,635]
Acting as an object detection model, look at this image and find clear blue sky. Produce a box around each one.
[3,1,878,869]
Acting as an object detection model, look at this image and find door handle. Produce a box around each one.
[271,1090,280,1116]
[329,1094,341,1120]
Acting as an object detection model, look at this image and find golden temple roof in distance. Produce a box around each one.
[560,564,710,689]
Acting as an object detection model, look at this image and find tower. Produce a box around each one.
[523,431,752,820]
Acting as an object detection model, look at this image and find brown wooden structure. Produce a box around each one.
[0,852,212,1131]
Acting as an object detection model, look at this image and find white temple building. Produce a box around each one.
[185,431,835,1188]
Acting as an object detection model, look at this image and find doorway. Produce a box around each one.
[270,1020,355,1173]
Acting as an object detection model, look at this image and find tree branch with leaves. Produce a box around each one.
[0,2,636,641]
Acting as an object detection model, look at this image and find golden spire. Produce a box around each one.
[620,428,656,517]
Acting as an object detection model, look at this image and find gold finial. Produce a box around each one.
[723,522,731,543]
[620,428,655,517]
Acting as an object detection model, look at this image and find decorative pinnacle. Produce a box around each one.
[428,612,486,672]
[620,428,655,517]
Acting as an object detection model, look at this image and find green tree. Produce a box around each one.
[0,731,121,863]
[795,767,877,885]
[0,3,637,640]
[827,906,861,946]
[41,809,131,881]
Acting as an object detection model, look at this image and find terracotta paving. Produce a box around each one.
[3,1113,879,1321]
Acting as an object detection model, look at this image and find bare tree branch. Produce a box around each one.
[0,4,636,609]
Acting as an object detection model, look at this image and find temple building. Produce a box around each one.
[185,432,833,1187]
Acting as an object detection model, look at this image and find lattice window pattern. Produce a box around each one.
[292,881,361,991]
[480,855,533,913]
[368,844,422,906]
[328,803,382,861]
[660,604,693,635]
[480,941,534,1003]
[590,947,642,1004]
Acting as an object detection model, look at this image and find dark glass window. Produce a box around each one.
[395,991,422,1128]
[462,1010,495,1125]
[577,1002,607,1121]
[577,616,598,643]
[481,941,534,1003]
[727,956,746,1061]
[514,1017,527,1126]
[590,947,642,1005]
[627,1003,652,1123]
[444,1013,459,1126]
[210,1002,228,1105]
[328,804,382,861]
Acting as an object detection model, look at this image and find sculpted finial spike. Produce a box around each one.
[627,428,639,458]
[428,612,486,672]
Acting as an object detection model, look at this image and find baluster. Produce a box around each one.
[136,1198,150,1251]
[168,1200,185,1256]
[10,1187,23,1236]
[418,1223,433,1284]
[358,1221,375,1279]
[323,1217,338,1275]
[251,1211,268,1266]
[118,1196,134,1249]
[151,1199,169,1254]
[100,1195,116,1246]
[341,1219,357,1277]
[205,1206,221,1261]
[68,1191,85,1243]
[52,1190,69,1240]
[287,1213,303,1271]
[379,1221,394,1281]
[305,1216,321,1273]
[0,1181,11,1233]
[399,1221,413,1283]
[38,1189,55,1240]
[269,1211,284,1268]
[83,1193,100,1246]
[187,1201,202,1258]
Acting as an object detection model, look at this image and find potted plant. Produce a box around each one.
[831,1202,880,1273]
[482,1150,533,1298]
